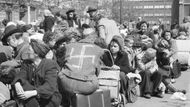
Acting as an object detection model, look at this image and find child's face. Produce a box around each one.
[125,40,134,48]
[164,32,171,40]
[140,23,148,33]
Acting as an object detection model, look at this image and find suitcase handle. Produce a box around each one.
[103,49,114,65]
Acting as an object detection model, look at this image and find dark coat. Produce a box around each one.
[67,18,81,28]
[0,43,13,61]
[14,59,61,107]
[43,16,55,32]
[102,51,135,74]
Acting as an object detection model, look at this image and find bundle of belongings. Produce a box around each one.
[0,82,10,104]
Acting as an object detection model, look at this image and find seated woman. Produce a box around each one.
[157,30,186,94]
[136,48,163,99]
[13,39,61,107]
[132,21,153,49]
[102,35,138,98]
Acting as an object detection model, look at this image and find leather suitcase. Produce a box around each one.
[71,89,111,107]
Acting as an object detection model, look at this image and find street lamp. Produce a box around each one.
[120,0,122,24]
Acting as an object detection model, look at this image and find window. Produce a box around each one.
[144,5,154,9]
[154,5,165,8]
[165,5,171,8]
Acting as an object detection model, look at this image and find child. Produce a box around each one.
[124,36,135,68]
[136,48,163,98]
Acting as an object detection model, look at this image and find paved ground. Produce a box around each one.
[126,69,190,107]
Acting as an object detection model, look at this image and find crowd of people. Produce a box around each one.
[0,6,189,107]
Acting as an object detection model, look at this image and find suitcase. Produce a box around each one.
[71,89,111,107]
[98,68,120,99]
[98,49,120,99]
[0,100,17,107]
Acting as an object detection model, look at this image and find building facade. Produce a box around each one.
[121,0,173,28]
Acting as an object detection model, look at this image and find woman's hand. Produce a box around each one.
[112,65,120,70]
[18,90,37,100]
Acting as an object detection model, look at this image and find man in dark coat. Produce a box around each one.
[1,25,29,61]
[66,9,81,29]
[13,39,61,107]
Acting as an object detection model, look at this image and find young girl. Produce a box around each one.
[157,30,186,94]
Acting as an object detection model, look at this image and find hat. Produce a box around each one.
[30,39,50,58]
[87,6,97,13]
[6,22,17,27]
[1,25,21,44]
[66,9,75,14]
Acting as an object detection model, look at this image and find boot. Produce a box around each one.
[166,83,186,94]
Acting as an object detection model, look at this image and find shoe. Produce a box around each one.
[177,89,186,94]
[155,93,164,98]
[143,94,151,99]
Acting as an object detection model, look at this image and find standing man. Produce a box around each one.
[66,9,81,29]
[90,10,121,45]
[86,6,98,29]
[43,9,55,32]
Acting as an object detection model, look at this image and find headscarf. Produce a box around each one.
[30,39,50,58]
[109,35,124,51]
[44,9,54,17]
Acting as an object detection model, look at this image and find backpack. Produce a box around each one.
[126,77,138,103]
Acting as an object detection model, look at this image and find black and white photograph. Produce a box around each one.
[0,0,190,107]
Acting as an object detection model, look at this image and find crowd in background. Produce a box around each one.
[0,6,190,107]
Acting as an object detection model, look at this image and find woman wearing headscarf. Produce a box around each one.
[13,39,61,107]
[102,36,139,99]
